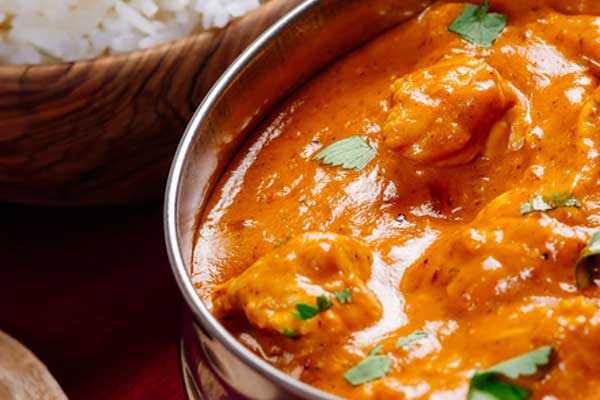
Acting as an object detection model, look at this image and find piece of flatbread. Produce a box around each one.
[0,331,67,400]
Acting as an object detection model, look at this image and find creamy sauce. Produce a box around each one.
[193,1,600,398]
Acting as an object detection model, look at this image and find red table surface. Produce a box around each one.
[0,204,186,400]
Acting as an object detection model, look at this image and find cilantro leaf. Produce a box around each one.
[281,329,299,339]
[344,347,391,386]
[334,289,352,304]
[550,192,581,208]
[575,231,600,288]
[292,304,319,320]
[313,135,376,170]
[468,346,554,400]
[448,1,508,48]
[520,192,581,215]
[487,346,553,378]
[519,194,552,215]
[292,295,333,320]
[469,373,529,400]
[396,330,428,348]
[369,345,383,356]
[316,295,333,311]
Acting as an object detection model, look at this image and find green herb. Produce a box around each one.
[520,192,581,215]
[317,295,333,311]
[396,330,428,348]
[344,346,391,386]
[575,231,600,288]
[292,295,333,320]
[469,346,554,400]
[487,346,553,378]
[292,304,319,320]
[369,345,383,356]
[551,192,582,208]
[313,135,376,170]
[281,329,299,339]
[334,289,352,304]
[469,373,530,400]
[448,1,508,48]
[519,195,551,215]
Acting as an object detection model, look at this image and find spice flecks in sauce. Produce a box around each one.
[193,1,600,398]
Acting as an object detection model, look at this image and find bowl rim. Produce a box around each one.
[163,1,339,398]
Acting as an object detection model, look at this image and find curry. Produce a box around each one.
[192,1,600,398]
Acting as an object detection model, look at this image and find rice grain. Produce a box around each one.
[0,0,261,64]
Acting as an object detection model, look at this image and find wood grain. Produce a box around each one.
[0,0,303,206]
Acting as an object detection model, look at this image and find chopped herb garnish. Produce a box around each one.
[470,372,529,400]
[313,135,376,170]
[344,346,391,386]
[292,304,319,320]
[292,295,333,320]
[317,295,333,311]
[369,345,383,356]
[575,231,600,288]
[519,194,552,215]
[486,346,553,378]
[396,330,428,348]
[551,192,582,208]
[448,1,508,48]
[281,329,299,339]
[520,192,581,215]
[469,346,554,400]
[334,289,352,304]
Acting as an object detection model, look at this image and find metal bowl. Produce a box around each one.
[164,0,432,398]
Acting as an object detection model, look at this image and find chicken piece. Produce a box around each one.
[573,86,600,189]
[446,296,600,398]
[213,232,382,337]
[402,211,585,313]
[536,11,600,74]
[383,56,516,166]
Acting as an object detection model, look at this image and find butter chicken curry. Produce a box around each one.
[193,1,600,398]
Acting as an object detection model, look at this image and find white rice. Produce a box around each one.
[0,0,261,64]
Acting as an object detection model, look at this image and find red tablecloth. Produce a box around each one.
[0,204,185,400]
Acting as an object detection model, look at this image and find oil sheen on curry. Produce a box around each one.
[193,1,600,398]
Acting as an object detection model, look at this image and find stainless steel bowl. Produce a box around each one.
[164,0,432,398]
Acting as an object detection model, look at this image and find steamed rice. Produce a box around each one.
[0,0,261,64]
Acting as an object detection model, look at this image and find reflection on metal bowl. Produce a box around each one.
[165,0,433,398]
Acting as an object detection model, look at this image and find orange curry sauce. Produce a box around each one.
[193,1,600,398]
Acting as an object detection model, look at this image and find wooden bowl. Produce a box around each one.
[0,0,303,206]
